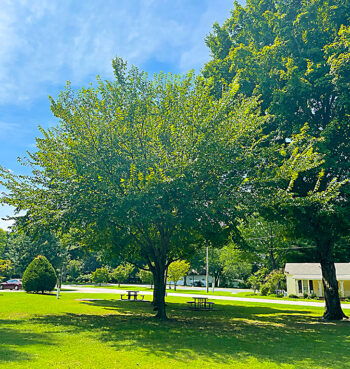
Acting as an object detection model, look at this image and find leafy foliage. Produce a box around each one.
[91,267,110,285]
[1,232,63,276]
[0,228,6,255]
[22,255,57,293]
[0,259,12,280]
[262,270,286,295]
[167,260,190,290]
[66,259,83,282]
[247,274,260,294]
[219,245,253,283]
[111,263,134,286]
[204,0,350,320]
[137,269,154,286]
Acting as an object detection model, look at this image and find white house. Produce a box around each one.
[284,263,350,297]
[169,274,213,287]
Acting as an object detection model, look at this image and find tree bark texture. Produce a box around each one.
[318,241,348,320]
[152,263,167,320]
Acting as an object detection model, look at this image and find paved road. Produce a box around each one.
[61,285,350,310]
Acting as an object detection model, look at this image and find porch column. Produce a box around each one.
[318,281,322,297]
[295,279,298,295]
[340,281,345,297]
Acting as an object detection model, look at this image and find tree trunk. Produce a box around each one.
[174,283,177,291]
[152,263,167,320]
[269,227,277,270]
[318,241,347,320]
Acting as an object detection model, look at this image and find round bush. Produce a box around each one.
[22,255,57,293]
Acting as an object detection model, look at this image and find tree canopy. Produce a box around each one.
[204,0,350,320]
[167,260,190,290]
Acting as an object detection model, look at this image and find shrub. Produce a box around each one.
[91,267,110,285]
[76,273,92,283]
[260,284,269,296]
[264,270,286,295]
[303,293,309,299]
[22,255,57,293]
[288,294,298,299]
[247,275,260,294]
[310,293,318,299]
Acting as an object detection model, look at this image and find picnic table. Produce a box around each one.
[120,290,145,301]
[187,297,214,310]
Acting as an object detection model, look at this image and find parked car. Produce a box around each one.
[0,279,22,290]
[193,281,204,287]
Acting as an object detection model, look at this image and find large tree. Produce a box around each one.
[204,0,350,320]
[0,60,269,318]
[0,59,328,319]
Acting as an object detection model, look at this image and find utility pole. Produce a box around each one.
[56,268,61,299]
[206,245,209,293]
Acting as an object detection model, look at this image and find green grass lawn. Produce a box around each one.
[1,292,350,368]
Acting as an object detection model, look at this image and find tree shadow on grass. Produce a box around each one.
[30,299,350,368]
[0,319,54,364]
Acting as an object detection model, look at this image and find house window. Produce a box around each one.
[302,280,308,294]
[309,280,314,293]
[298,280,302,294]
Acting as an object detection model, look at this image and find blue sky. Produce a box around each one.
[0,0,235,230]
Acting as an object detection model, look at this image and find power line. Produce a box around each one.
[244,235,276,241]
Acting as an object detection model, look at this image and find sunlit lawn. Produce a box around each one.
[1,292,350,368]
[72,284,350,302]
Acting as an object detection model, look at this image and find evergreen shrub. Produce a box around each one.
[22,255,57,293]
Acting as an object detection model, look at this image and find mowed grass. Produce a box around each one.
[1,292,350,369]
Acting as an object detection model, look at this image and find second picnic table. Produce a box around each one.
[187,297,214,310]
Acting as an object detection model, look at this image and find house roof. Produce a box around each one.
[284,263,350,280]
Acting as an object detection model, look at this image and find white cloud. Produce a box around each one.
[0,0,234,104]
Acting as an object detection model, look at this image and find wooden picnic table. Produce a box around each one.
[120,290,145,301]
[187,297,214,310]
[126,290,139,300]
